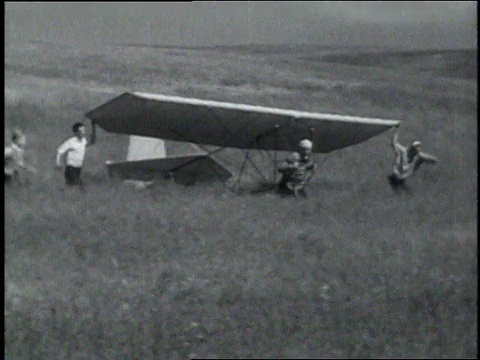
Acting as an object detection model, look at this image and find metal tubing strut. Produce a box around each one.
[241,149,271,185]
[168,129,230,184]
[242,124,285,185]
[233,123,283,190]
[273,125,279,183]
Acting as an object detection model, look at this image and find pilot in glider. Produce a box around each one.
[277,139,315,197]
[85,92,400,191]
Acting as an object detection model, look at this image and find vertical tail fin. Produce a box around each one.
[127,136,166,161]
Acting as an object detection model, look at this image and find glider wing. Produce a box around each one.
[86,92,400,153]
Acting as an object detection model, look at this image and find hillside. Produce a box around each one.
[5,41,477,359]
[320,49,477,79]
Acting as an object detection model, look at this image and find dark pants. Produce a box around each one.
[65,166,83,186]
[5,173,13,184]
[388,173,409,193]
[277,176,308,198]
[5,171,18,185]
[277,177,289,192]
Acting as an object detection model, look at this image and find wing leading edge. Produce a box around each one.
[86,92,400,153]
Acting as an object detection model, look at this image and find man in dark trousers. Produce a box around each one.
[56,121,96,186]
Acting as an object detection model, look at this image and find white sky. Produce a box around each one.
[5,2,477,49]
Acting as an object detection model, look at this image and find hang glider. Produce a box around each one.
[85,92,400,154]
[86,92,400,190]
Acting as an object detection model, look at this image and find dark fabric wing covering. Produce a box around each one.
[86,92,400,153]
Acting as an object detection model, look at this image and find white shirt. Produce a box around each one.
[5,143,25,175]
[56,137,88,167]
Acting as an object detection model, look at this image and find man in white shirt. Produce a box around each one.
[56,121,96,186]
[388,125,438,191]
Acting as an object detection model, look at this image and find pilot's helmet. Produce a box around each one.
[411,141,422,148]
[299,138,313,150]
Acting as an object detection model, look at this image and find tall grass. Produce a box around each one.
[5,41,477,359]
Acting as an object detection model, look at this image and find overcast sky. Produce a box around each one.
[5,2,477,50]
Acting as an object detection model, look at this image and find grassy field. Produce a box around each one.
[4,41,477,359]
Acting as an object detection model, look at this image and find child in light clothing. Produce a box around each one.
[5,129,36,185]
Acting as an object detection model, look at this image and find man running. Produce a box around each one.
[388,125,438,191]
[56,121,96,186]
